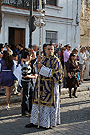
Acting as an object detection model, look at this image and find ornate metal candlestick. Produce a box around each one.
[35,4,46,129]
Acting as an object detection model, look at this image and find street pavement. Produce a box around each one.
[0,88,90,135]
[0,81,90,105]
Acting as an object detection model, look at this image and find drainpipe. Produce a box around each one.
[76,0,79,26]
[66,0,68,44]
[29,0,33,46]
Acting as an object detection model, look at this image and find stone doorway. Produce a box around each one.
[8,27,25,51]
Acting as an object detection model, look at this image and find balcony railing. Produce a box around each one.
[3,0,57,10]
[3,0,39,10]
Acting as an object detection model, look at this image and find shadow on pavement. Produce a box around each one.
[61,99,90,108]
[0,95,90,135]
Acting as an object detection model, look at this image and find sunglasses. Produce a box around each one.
[47,48,53,50]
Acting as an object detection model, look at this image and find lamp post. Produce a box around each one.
[29,0,33,46]
[66,0,68,44]
[35,0,46,128]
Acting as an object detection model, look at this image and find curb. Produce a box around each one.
[0,81,90,106]
[61,86,90,95]
[0,95,21,106]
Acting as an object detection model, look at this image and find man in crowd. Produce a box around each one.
[63,44,71,88]
[54,43,62,58]
[63,44,71,63]
[32,44,38,58]
[18,43,24,64]
[84,46,90,80]
[25,43,63,129]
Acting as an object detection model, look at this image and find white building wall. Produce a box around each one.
[0,0,81,50]
[0,12,30,48]
[57,0,81,49]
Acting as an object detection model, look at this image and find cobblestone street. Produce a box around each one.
[0,91,90,135]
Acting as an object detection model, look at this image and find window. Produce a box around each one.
[46,0,57,6]
[46,31,58,44]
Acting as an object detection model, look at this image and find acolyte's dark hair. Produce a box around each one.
[47,44,54,47]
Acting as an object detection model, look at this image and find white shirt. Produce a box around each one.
[33,50,36,58]
[79,52,87,64]
[86,50,90,60]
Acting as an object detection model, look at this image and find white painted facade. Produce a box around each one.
[0,0,81,50]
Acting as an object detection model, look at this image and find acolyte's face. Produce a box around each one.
[46,45,54,57]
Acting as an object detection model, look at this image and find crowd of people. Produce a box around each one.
[0,42,90,129]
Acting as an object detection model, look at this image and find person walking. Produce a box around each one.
[79,47,87,82]
[84,46,90,80]
[63,44,71,87]
[25,43,63,129]
[66,53,79,98]
[0,51,14,109]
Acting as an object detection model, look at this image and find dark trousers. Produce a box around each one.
[21,81,33,116]
[63,62,66,87]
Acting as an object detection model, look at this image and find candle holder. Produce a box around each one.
[35,7,46,28]
[35,5,46,129]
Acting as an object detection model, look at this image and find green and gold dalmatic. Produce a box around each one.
[33,55,64,107]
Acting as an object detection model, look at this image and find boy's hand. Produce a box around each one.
[38,62,43,69]
[24,74,37,79]
[37,56,41,63]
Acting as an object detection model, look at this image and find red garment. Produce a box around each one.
[60,51,63,61]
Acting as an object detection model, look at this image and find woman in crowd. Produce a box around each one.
[72,48,79,62]
[0,51,14,109]
[66,53,79,98]
[79,47,87,82]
